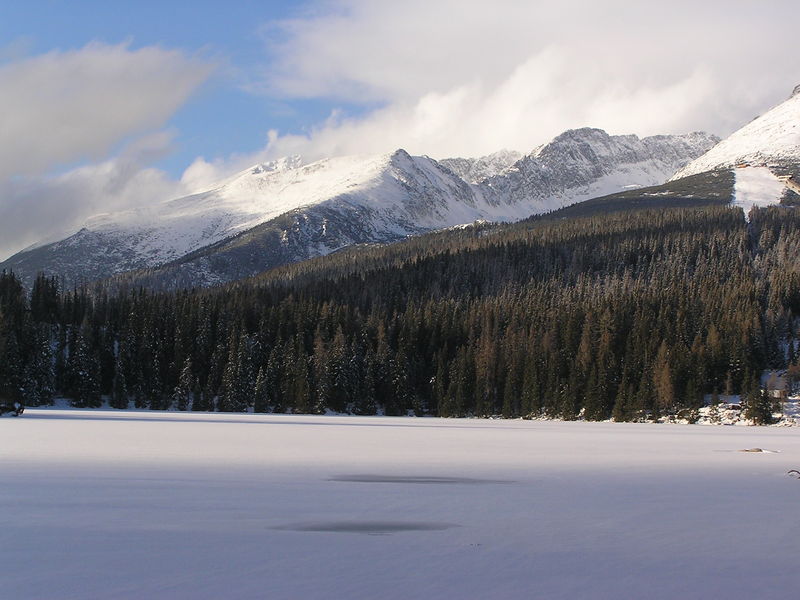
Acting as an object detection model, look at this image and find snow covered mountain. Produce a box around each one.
[479,128,718,213]
[1,129,718,288]
[672,85,800,179]
[439,150,522,184]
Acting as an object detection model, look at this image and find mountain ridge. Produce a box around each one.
[1,128,719,288]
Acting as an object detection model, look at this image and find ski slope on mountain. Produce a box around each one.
[2,410,799,600]
[732,166,787,220]
[673,88,800,179]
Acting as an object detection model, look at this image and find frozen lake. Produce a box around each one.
[2,411,799,599]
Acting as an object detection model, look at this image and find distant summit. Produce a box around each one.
[672,87,800,179]
[0,130,717,289]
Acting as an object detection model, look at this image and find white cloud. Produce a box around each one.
[0,42,212,179]
[251,0,799,161]
[0,42,212,259]
[0,132,190,260]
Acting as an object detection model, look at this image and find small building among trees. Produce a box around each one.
[763,371,789,401]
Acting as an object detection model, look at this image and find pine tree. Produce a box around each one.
[743,382,773,425]
[20,326,55,406]
[66,320,101,408]
[353,350,378,415]
[708,396,721,424]
[218,329,248,412]
[253,366,270,413]
[110,357,129,409]
[172,357,194,411]
[291,352,313,414]
[328,327,350,413]
[432,350,449,416]
[612,378,632,422]
[653,341,675,416]
[267,344,286,414]
[0,324,22,402]
[519,356,540,417]
[191,381,209,412]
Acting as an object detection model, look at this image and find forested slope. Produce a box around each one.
[2,203,799,422]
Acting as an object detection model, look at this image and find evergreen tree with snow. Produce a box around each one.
[66,320,101,408]
[173,357,194,411]
[110,357,129,410]
[743,382,773,425]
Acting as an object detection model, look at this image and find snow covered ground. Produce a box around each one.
[732,166,786,220]
[2,411,799,599]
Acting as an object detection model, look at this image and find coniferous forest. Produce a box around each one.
[2,204,799,421]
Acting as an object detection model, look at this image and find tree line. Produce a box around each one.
[1,205,798,422]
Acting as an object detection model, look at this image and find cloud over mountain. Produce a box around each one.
[252,0,798,161]
[0,43,212,259]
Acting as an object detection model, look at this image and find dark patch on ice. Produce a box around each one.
[330,474,514,484]
[274,520,457,535]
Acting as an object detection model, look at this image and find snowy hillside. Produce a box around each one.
[1,129,717,288]
[673,86,800,179]
[0,151,514,287]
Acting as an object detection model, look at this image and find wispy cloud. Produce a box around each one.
[0,42,213,259]
[0,132,190,260]
[248,0,798,161]
[0,42,212,180]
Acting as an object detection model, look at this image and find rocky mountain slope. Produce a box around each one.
[1,129,718,288]
[479,129,717,212]
[439,150,522,183]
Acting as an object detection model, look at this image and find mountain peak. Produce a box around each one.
[541,128,609,148]
[439,149,522,183]
[1,131,717,289]
[250,155,304,175]
[390,148,412,160]
[553,127,608,140]
[671,88,800,179]
[532,128,626,159]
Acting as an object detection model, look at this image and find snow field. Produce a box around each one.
[732,166,786,220]
[2,411,799,599]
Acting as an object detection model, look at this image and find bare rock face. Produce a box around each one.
[792,84,800,98]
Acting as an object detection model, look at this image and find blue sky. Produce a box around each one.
[0,0,372,177]
[0,0,797,259]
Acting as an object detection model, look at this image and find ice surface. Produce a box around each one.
[732,166,787,220]
[2,410,799,599]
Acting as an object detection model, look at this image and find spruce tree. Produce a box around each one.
[743,383,773,425]
[172,357,194,411]
[66,320,101,408]
[253,366,270,413]
[110,357,129,409]
[653,342,675,416]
